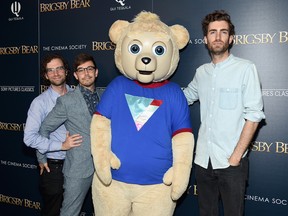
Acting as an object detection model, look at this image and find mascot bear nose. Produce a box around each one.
[141,57,151,65]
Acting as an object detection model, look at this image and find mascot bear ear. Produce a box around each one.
[109,20,130,44]
[170,24,190,50]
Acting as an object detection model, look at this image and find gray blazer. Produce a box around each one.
[40,86,99,178]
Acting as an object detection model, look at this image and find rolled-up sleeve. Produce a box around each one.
[242,63,265,122]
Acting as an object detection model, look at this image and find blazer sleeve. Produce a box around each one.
[39,97,68,138]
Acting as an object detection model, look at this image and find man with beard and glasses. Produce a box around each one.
[39,53,102,216]
[183,10,265,216]
[24,53,82,216]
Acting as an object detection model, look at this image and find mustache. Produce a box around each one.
[213,39,223,43]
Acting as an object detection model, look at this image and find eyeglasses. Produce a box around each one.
[76,66,96,74]
[46,66,65,73]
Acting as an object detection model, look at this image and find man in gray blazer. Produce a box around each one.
[40,53,102,216]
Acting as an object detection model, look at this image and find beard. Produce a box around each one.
[50,77,66,86]
[207,40,230,55]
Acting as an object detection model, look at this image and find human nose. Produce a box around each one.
[216,32,221,40]
[83,68,90,73]
[51,69,61,75]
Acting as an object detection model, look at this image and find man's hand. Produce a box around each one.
[228,156,241,166]
[61,132,82,150]
[39,163,50,175]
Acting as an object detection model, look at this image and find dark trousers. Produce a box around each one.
[195,157,249,216]
[39,159,64,216]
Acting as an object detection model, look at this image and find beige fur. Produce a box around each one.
[110,11,190,82]
[90,114,120,185]
[90,11,194,215]
[163,132,195,200]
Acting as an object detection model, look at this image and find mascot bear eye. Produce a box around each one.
[129,44,142,54]
[153,45,166,56]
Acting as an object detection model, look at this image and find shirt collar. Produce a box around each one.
[79,84,95,95]
[212,54,234,68]
[48,84,71,97]
[134,80,169,88]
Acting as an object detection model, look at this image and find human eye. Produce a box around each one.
[56,66,65,71]
[87,66,95,72]
[77,68,84,73]
[46,68,53,73]
[208,31,215,36]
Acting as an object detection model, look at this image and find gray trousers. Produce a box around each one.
[60,174,93,216]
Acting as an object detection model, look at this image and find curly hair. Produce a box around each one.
[40,53,69,84]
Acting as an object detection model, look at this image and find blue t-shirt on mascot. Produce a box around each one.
[96,75,192,185]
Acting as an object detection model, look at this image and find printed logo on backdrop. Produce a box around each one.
[262,89,288,97]
[0,86,35,92]
[0,46,38,55]
[42,44,87,52]
[40,85,103,94]
[92,41,116,51]
[110,0,131,11]
[190,31,288,45]
[40,84,77,93]
[185,183,287,206]
[40,0,91,12]
[245,194,287,207]
[0,121,25,131]
[8,1,24,21]
[250,141,288,154]
[0,193,40,210]
[0,159,37,169]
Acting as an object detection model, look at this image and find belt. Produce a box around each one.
[47,158,64,165]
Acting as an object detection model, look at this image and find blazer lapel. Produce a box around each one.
[74,86,92,122]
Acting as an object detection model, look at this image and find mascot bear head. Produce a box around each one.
[109,11,190,83]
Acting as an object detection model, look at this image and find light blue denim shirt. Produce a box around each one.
[184,54,265,169]
[24,85,72,162]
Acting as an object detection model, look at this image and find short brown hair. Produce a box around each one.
[73,53,97,71]
[202,10,235,37]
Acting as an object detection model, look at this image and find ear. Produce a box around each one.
[109,20,130,44]
[73,72,79,80]
[229,35,233,45]
[170,24,190,50]
[44,74,49,80]
[95,68,99,77]
[204,36,207,44]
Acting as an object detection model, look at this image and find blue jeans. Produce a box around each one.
[195,157,249,216]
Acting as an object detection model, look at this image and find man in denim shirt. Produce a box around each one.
[184,10,265,216]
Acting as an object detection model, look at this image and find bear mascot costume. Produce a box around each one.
[90,11,194,216]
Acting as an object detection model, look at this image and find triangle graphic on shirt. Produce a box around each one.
[125,94,162,131]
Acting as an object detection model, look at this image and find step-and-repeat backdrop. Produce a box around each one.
[0,0,287,215]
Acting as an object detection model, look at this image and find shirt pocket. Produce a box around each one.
[219,88,238,110]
